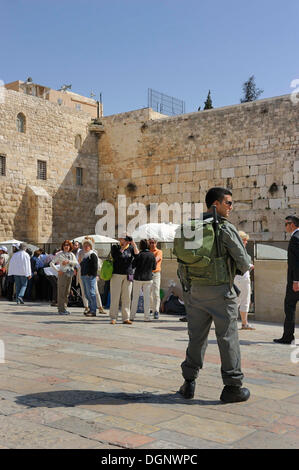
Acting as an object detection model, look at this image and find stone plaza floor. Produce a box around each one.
[0,298,298,449]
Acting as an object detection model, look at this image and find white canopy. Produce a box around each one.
[132,223,180,242]
[0,239,39,253]
[73,234,119,244]
[0,239,23,245]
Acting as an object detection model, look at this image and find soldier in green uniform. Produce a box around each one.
[177,187,251,403]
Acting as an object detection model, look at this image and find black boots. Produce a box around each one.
[220,385,250,403]
[179,381,250,403]
[178,380,196,399]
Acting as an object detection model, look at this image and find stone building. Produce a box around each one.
[0,79,299,246]
[0,83,99,244]
[92,94,299,242]
[5,79,102,118]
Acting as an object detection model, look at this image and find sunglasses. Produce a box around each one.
[224,201,233,207]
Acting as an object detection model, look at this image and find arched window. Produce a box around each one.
[75,134,82,150]
[16,113,26,133]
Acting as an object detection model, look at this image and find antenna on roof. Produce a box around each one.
[26,77,33,84]
[90,91,96,99]
[58,84,72,92]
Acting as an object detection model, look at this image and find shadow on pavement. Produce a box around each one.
[15,390,221,408]
[208,339,275,346]
[40,320,107,324]
[154,326,187,332]
[6,311,58,316]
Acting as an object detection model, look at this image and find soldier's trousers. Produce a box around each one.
[181,283,244,387]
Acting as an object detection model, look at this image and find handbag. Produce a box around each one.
[100,254,113,281]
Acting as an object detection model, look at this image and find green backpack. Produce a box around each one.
[173,217,231,288]
[173,217,215,267]
[99,257,113,281]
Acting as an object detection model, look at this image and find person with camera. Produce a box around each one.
[109,234,139,325]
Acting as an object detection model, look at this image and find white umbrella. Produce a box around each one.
[73,234,119,244]
[0,239,39,253]
[132,223,180,242]
[0,239,23,245]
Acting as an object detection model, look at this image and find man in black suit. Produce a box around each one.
[274,215,299,344]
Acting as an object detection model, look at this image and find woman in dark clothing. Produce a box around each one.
[130,239,156,322]
[80,238,98,317]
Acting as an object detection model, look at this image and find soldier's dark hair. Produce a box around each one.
[285,215,299,227]
[205,187,232,209]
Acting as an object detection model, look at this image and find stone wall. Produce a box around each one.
[0,88,99,244]
[96,95,299,241]
[1,89,299,246]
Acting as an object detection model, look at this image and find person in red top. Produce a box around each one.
[149,238,163,319]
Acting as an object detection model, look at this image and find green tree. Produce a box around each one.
[203,90,213,110]
[241,75,263,103]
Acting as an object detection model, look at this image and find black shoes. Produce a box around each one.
[273,336,295,345]
[220,385,250,403]
[178,380,196,399]
[178,381,250,403]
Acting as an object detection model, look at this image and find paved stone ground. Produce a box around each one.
[0,298,298,449]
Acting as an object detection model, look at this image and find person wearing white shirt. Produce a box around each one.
[8,243,32,304]
[234,231,255,330]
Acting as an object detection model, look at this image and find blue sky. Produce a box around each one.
[1,0,299,116]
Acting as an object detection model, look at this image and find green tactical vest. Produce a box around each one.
[173,217,235,289]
